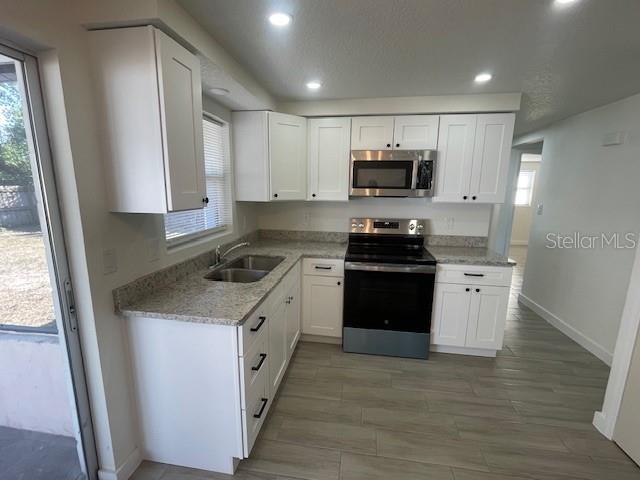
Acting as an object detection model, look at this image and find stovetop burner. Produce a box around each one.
[345,218,436,266]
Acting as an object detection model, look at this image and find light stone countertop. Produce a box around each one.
[118,239,513,327]
[118,240,346,326]
[428,245,516,267]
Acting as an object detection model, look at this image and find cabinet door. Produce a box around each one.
[268,293,287,395]
[302,276,344,338]
[285,280,301,359]
[269,112,307,200]
[432,115,476,203]
[469,113,515,203]
[431,283,471,347]
[465,286,509,350]
[392,115,439,150]
[351,116,394,150]
[307,118,351,201]
[154,29,206,212]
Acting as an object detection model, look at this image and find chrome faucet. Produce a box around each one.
[213,241,250,267]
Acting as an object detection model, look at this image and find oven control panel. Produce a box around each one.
[350,218,426,235]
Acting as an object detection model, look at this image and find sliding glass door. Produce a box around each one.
[0,43,97,479]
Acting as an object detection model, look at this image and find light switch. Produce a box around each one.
[103,248,118,275]
[536,203,544,215]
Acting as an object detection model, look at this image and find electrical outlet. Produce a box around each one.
[536,203,544,215]
[103,248,118,275]
[303,212,311,227]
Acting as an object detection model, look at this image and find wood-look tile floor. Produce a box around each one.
[133,247,640,480]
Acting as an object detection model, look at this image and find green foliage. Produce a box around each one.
[0,81,32,187]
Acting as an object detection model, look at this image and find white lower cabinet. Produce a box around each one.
[431,264,511,355]
[125,260,304,475]
[302,259,344,338]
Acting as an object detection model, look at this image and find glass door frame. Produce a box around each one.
[0,41,99,479]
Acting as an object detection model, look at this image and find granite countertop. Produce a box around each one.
[118,240,346,326]
[428,245,516,267]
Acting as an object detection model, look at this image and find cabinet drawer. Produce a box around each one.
[436,264,512,287]
[239,307,268,356]
[239,328,269,409]
[303,258,344,277]
[241,361,270,456]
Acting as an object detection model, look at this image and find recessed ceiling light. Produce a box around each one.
[555,0,578,4]
[208,87,230,96]
[306,81,322,90]
[268,12,292,27]
[474,72,493,84]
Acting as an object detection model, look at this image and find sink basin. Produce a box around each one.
[224,255,285,272]
[204,268,269,283]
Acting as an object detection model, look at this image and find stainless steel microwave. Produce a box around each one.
[350,150,437,198]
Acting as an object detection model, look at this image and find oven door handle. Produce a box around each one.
[345,262,436,274]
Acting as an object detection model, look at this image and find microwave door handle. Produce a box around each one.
[411,159,419,189]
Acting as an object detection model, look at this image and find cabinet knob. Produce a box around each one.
[337,281,341,286]
[386,143,391,148]
[472,195,477,200]
[312,193,316,198]
[476,288,481,293]
[465,288,470,292]
[202,197,209,204]
[396,143,400,148]
[463,195,468,200]
[273,193,278,198]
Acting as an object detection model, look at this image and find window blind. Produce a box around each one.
[164,116,232,244]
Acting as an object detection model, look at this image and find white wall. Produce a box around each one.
[517,93,640,363]
[0,335,74,436]
[510,159,541,245]
[256,199,492,237]
[0,1,261,477]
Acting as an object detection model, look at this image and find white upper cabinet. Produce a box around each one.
[90,26,206,213]
[392,115,439,150]
[351,115,439,150]
[233,111,307,201]
[433,115,476,203]
[351,116,395,150]
[433,113,515,204]
[469,114,515,203]
[307,117,351,201]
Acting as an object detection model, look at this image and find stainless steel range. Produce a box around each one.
[342,218,436,359]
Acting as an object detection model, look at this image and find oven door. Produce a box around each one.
[350,159,417,197]
[343,263,435,333]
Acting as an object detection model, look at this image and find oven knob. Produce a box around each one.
[351,223,358,228]
[409,224,415,230]
[358,223,364,228]
[417,224,424,230]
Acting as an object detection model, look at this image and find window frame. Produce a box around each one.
[164,112,233,248]
[514,169,536,207]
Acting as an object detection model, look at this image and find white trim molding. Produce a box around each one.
[593,244,640,439]
[518,294,613,365]
[510,240,528,246]
[98,447,142,480]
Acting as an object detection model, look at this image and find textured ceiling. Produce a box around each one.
[178,0,640,134]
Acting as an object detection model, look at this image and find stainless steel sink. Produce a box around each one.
[204,268,269,283]
[224,255,285,272]
[203,255,284,283]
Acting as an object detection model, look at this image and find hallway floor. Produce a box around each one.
[132,248,640,480]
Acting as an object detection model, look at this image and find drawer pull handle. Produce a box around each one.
[314,265,333,270]
[250,316,267,332]
[253,398,268,419]
[251,353,267,371]
[464,273,485,277]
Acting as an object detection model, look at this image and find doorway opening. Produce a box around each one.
[0,45,97,479]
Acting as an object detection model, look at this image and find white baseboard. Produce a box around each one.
[518,293,613,365]
[98,447,142,480]
[510,240,528,246]
[431,345,497,357]
[593,411,613,439]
